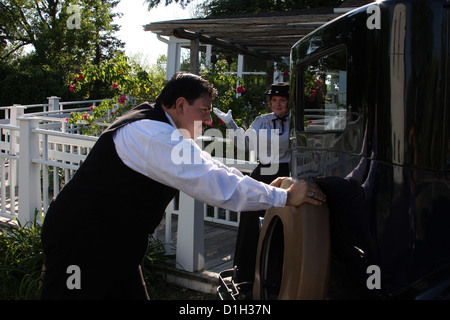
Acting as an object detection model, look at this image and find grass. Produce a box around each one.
[0,211,216,300]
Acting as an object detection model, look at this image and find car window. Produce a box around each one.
[301,49,347,132]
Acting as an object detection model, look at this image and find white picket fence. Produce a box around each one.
[0,97,257,272]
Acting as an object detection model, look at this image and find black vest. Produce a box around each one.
[42,103,178,263]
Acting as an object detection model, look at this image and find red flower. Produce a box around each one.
[75,74,83,81]
[70,84,75,92]
[83,112,88,120]
[236,86,246,94]
[283,71,289,77]
[118,95,127,104]
[89,106,94,111]
[218,118,225,125]
[112,83,118,89]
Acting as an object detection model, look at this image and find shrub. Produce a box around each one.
[0,212,44,300]
[66,52,166,134]
[202,59,268,132]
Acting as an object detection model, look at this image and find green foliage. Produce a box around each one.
[0,0,123,68]
[0,0,124,106]
[143,0,343,17]
[0,56,71,106]
[69,52,156,100]
[66,53,166,133]
[0,211,45,300]
[198,0,344,17]
[140,236,176,299]
[144,0,194,10]
[202,59,268,131]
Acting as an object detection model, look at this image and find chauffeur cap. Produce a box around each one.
[265,82,289,97]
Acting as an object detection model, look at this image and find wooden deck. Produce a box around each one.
[154,214,238,294]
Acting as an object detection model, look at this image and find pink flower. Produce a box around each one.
[309,119,313,124]
[89,106,94,111]
[118,95,127,104]
[112,83,118,89]
[65,117,69,122]
[310,89,317,97]
[70,84,75,92]
[83,112,88,120]
[236,86,246,94]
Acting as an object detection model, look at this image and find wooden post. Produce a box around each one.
[176,191,205,272]
[10,104,25,127]
[205,44,212,71]
[190,38,200,75]
[166,37,180,80]
[236,54,244,98]
[18,117,41,226]
[266,60,275,90]
[8,105,24,215]
[47,96,61,112]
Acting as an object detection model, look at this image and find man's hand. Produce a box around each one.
[269,177,289,188]
[283,179,326,207]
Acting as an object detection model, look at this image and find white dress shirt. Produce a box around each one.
[112,113,287,212]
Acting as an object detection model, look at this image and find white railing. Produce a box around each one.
[0,99,258,273]
[0,123,19,218]
[0,97,104,221]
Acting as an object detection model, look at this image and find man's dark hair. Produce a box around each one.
[156,73,218,108]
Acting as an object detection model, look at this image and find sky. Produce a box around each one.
[114,0,201,66]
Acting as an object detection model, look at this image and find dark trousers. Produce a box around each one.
[233,162,289,284]
[40,206,150,300]
[41,256,149,300]
[40,240,149,300]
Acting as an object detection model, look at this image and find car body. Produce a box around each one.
[289,0,450,299]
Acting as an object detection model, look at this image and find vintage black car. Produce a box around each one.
[253,0,450,300]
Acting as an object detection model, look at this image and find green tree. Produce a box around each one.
[0,0,124,68]
[0,0,124,105]
[143,0,343,17]
[202,0,343,16]
[144,0,193,10]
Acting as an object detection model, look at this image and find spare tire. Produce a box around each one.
[253,201,331,300]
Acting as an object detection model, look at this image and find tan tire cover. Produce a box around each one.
[253,179,331,300]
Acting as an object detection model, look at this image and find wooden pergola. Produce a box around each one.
[145,8,339,63]
[144,1,372,76]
